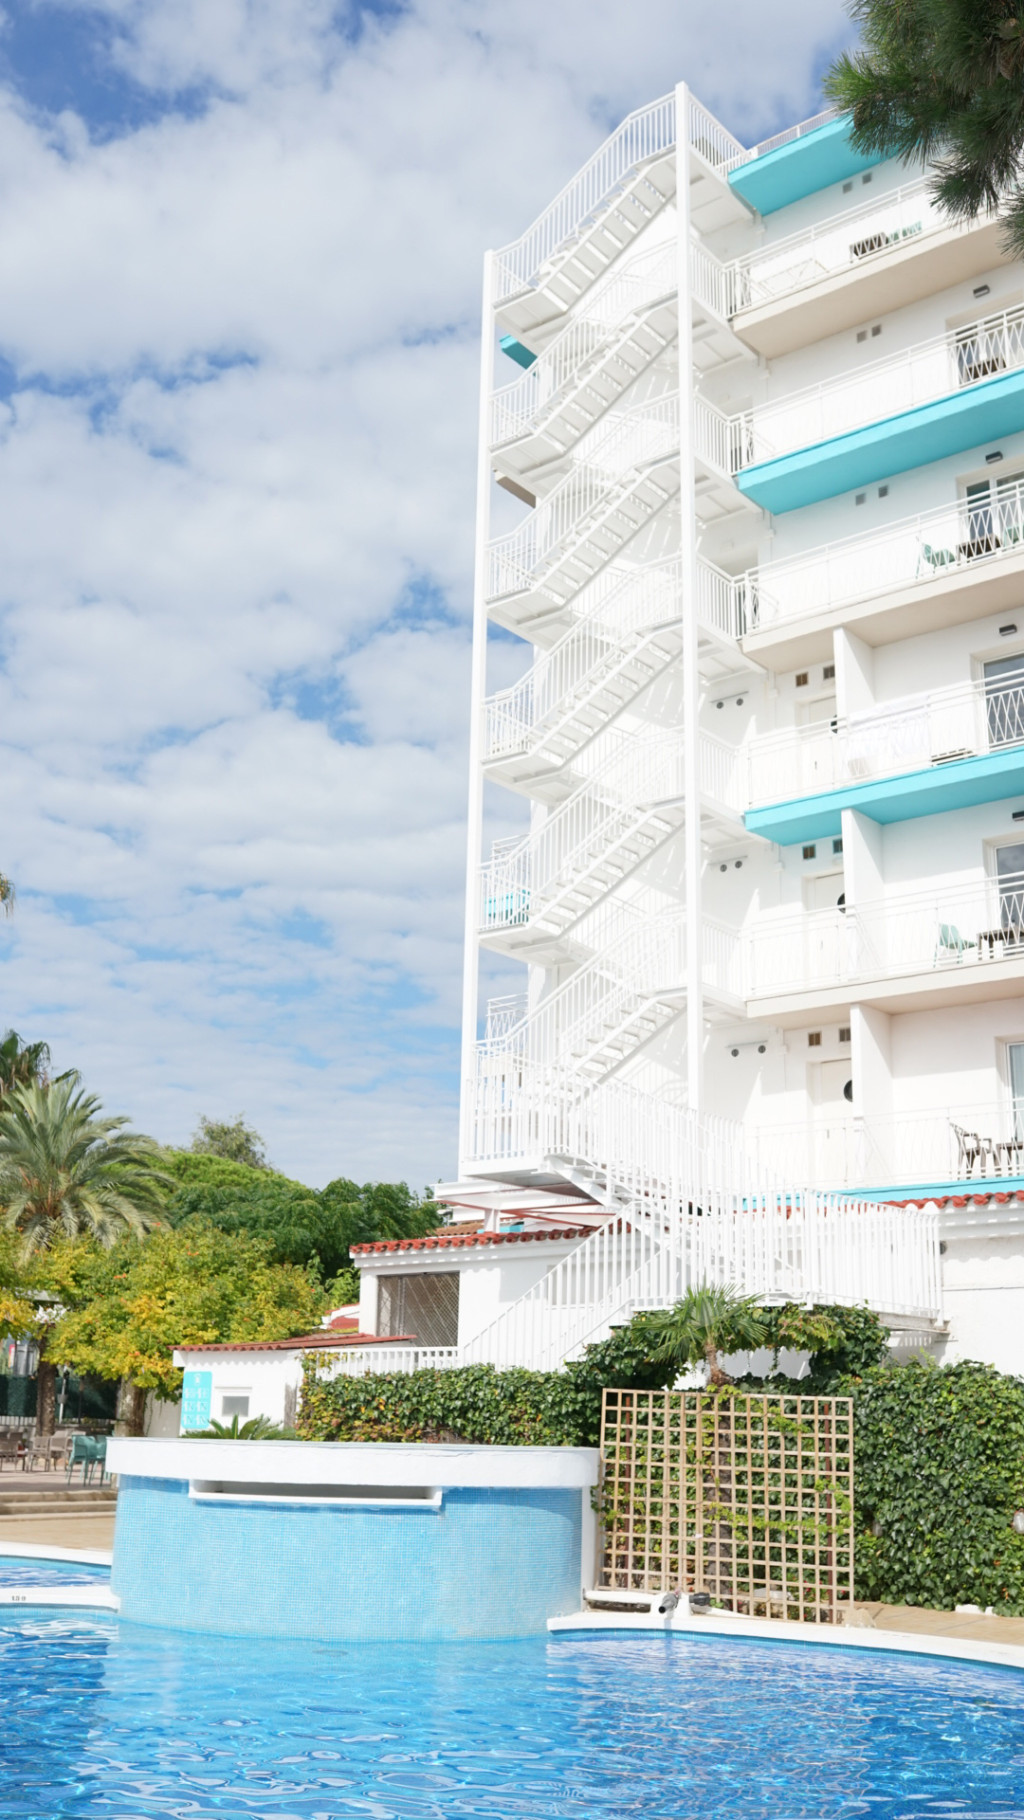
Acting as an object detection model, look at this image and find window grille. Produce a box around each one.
[599,1389,854,1624]
[378,1273,460,1348]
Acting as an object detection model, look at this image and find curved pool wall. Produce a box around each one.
[106,1437,599,1642]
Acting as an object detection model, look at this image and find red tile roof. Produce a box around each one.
[888,1190,1024,1209]
[175,1331,416,1355]
[351,1224,589,1257]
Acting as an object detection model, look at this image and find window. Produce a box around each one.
[823,664,836,681]
[839,1026,852,1043]
[378,1272,460,1347]
[795,672,809,687]
[832,837,844,854]
[808,1032,822,1047]
[802,844,817,860]
[221,1394,250,1419]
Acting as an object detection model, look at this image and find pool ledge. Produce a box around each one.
[0,1541,112,1566]
[0,1584,119,1612]
[548,1610,1024,1673]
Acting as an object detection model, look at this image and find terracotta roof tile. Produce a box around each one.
[175,1331,416,1355]
[350,1225,589,1257]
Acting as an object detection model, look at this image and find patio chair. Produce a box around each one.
[952,1123,996,1178]
[66,1433,106,1484]
[935,922,976,964]
[0,1430,21,1470]
[919,542,956,575]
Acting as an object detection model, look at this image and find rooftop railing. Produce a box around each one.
[734,477,1024,633]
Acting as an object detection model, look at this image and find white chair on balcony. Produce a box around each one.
[952,1123,997,1179]
[935,923,976,965]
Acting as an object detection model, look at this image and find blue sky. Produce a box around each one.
[0,0,855,1186]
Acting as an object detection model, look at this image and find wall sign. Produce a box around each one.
[181,1369,212,1433]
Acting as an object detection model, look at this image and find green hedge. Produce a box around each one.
[852,1359,1024,1613]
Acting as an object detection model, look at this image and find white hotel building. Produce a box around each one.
[347,86,1024,1383]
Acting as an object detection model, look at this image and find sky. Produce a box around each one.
[0,0,856,1189]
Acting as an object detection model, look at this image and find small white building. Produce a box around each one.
[171,1318,407,1433]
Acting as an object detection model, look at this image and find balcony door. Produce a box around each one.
[984,654,1024,749]
[995,841,1024,934]
[1010,1044,1024,1142]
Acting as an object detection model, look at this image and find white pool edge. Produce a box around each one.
[0,1541,112,1565]
[0,1585,119,1611]
[548,1610,1024,1672]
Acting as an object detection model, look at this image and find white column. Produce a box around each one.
[458,251,496,1176]
[675,84,704,1116]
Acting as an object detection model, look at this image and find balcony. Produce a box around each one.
[730,179,1006,358]
[745,870,1024,1011]
[750,1100,1024,1196]
[744,664,1024,845]
[735,303,1024,513]
[736,477,1024,659]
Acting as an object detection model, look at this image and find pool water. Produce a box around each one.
[2,1614,1024,1818]
[0,1556,110,1588]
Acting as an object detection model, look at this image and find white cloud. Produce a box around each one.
[0,0,853,1184]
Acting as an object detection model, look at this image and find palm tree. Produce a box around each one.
[0,1079,170,1436]
[826,0,1024,256]
[644,1285,769,1387]
[0,1030,52,1104]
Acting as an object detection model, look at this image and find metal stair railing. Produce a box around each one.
[484,560,682,766]
[478,906,686,1076]
[491,242,679,450]
[459,1072,941,1368]
[486,397,680,604]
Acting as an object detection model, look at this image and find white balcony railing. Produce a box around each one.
[730,175,948,312]
[750,1100,1024,1193]
[746,871,1024,997]
[735,478,1024,633]
[323,1346,461,1379]
[746,665,1024,806]
[739,303,1024,466]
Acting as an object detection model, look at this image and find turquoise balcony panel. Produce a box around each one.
[736,365,1024,514]
[499,335,537,370]
[727,116,884,216]
[744,744,1024,846]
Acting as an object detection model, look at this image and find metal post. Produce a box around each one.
[675,84,704,1117]
[458,251,497,1175]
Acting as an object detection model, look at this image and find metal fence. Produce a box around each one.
[599,1387,854,1623]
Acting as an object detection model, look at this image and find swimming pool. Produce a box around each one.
[2,1613,1024,1818]
[0,1555,110,1588]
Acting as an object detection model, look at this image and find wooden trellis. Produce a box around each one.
[599,1388,854,1624]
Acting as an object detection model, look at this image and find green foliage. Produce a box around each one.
[298,1319,680,1448]
[159,1154,438,1285]
[755,1303,891,1390]
[191,1114,268,1169]
[643,1285,769,1382]
[192,1414,298,1440]
[826,0,1024,256]
[850,1358,1024,1612]
[48,1221,325,1401]
[0,1030,55,1102]
[0,1079,170,1255]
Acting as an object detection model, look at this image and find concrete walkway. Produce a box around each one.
[855,1601,1024,1648]
[0,1469,116,1551]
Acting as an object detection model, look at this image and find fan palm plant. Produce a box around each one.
[0,1077,169,1254]
[193,1415,297,1440]
[0,1078,171,1436]
[643,1285,769,1387]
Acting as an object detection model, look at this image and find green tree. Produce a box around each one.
[0,1030,53,1104]
[48,1221,325,1434]
[0,1079,170,1433]
[191,1114,267,1169]
[826,0,1024,255]
[160,1155,439,1286]
[643,1285,769,1387]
